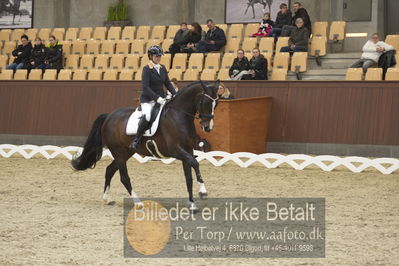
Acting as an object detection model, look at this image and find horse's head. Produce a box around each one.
[196,80,220,133]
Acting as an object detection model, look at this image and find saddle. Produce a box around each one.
[126,103,164,136]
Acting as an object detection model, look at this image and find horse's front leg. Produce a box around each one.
[182,160,198,212]
[190,157,208,199]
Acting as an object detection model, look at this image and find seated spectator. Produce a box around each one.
[44,36,63,71]
[251,12,274,37]
[27,37,46,71]
[247,48,268,80]
[196,19,226,53]
[168,22,189,55]
[6,34,32,72]
[180,22,203,53]
[217,83,234,99]
[229,49,250,80]
[351,33,394,74]
[281,2,311,37]
[270,3,292,40]
[280,18,309,53]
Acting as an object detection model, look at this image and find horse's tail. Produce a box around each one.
[71,114,108,171]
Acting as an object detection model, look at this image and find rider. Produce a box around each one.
[130,45,177,150]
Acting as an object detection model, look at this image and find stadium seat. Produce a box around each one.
[65,28,78,41]
[365,68,382,80]
[136,26,150,41]
[217,68,230,80]
[88,69,103,80]
[101,40,115,55]
[0,69,13,80]
[273,52,290,69]
[161,39,173,52]
[72,40,86,55]
[0,55,8,70]
[65,54,80,69]
[43,69,58,80]
[10,29,25,42]
[0,29,11,42]
[86,40,100,55]
[135,69,143,81]
[110,54,125,70]
[200,69,216,80]
[115,40,130,54]
[119,69,135,80]
[263,53,272,70]
[329,21,346,42]
[52,28,65,41]
[58,69,72,80]
[276,37,289,53]
[217,24,228,34]
[121,26,136,40]
[103,69,119,80]
[166,25,180,39]
[60,41,71,55]
[345,68,363,80]
[312,21,328,37]
[228,24,243,40]
[151,26,166,40]
[14,69,28,80]
[3,41,16,55]
[258,37,274,54]
[131,40,145,55]
[80,54,94,70]
[221,53,235,69]
[25,28,38,41]
[161,54,172,70]
[242,38,257,54]
[28,69,42,80]
[291,52,308,72]
[172,53,187,70]
[200,24,207,31]
[168,69,183,80]
[107,27,122,40]
[244,23,259,38]
[78,27,93,41]
[385,68,399,81]
[93,27,107,40]
[140,56,149,68]
[38,28,51,41]
[385,35,399,51]
[188,53,204,70]
[145,39,162,51]
[309,36,327,66]
[225,38,240,53]
[271,68,288,80]
[125,54,140,70]
[72,69,87,80]
[204,53,220,70]
[183,69,200,80]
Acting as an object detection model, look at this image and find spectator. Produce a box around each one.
[248,48,268,80]
[27,37,46,71]
[6,34,32,72]
[196,19,226,53]
[251,12,274,37]
[270,3,292,40]
[281,2,311,37]
[44,36,63,71]
[351,33,394,74]
[229,49,250,80]
[217,83,234,99]
[180,22,203,53]
[168,22,189,54]
[280,18,309,53]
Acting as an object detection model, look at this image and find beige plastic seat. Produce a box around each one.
[271,68,288,80]
[151,26,166,40]
[107,27,122,40]
[329,21,346,41]
[161,39,173,52]
[204,53,220,70]
[228,24,243,40]
[291,52,308,72]
[93,27,107,40]
[217,24,228,33]
[38,28,51,41]
[200,69,216,80]
[61,41,72,55]
[259,37,274,54]
[188,53,204,70]
[365,68,382,80]
[10,29,25,42]
[201,24,207,31]
[131,40,145,55]
[65,54,80,69]
[119,69,135,80]
[136,26,150,41]
[0,29,11,42]
[276,37,289,53]
[115,40,130,54]
[72,69,87,80]
[80,54,94,70]
[25,28,38,41]
[3,41,16,55]
[101,40,115,55]
[145,39,162,51]
[244,23,259,38]
[221,53,235,70]
[14,69,28,80]
[0,55,8,70]
[134,69,143,81]
[242,38,257,54]
[273,52,290,69]
[86,40,100,55]
[168,69,183,80]
[28,69,42,80]
[183,69,200,80]
[172,53,187,70]
[65,28,78,41]
[110,54,125,70]
[217,68,230,80]
[72,40,86,55]
[94,55,109,70]
[161,53,171,70]
[125,54,140,70]
[88,69,103,80]
[166,25,180,39]
[345,68,363,80]
[309,36,327,56]
[78,27,93,41]
[312,22,328,37]
[225,38,240,54]
[140,56,149,68]
[58,69,72,80]
[0,69,13,80]
[52,28,65,41]
[385,68,399,81]
[385,35,399,51]
[103,69,119,80]
[121,26,136,40]
[263,53,272,70]
[43,69,58,80]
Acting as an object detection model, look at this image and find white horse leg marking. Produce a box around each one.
[198,182,207,194]
[131,190,143,208]
[209,100,216,130]
[103,186,110,202]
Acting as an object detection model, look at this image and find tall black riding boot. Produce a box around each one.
[130,117,150,150]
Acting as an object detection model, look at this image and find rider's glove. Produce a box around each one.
[165,94,172,100]
[156,97,166,105]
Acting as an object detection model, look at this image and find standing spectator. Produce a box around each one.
[44,35,63,71]
[270,3,292,40]
[6,34,32,72]
[280,18,309,53]
[180,22,203,53]
[229,49,250,80]
[281,2,311,37]
[351,33,394,74]
[168,22,189,54]
[251,12,274,37]
[248,48,268,80]
[27,37,46,71]
[196,19,226,53]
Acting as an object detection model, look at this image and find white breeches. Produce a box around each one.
[141,101,155,122]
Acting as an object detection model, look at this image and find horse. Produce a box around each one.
[244,0,273,19]
[71,81,220,211]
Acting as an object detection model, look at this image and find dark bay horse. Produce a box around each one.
[71,81,220,211]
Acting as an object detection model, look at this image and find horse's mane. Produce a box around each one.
[174,81,204,97]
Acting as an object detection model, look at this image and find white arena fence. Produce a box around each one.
[0,144,398,175]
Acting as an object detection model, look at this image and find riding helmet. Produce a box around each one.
[147,45,164,59]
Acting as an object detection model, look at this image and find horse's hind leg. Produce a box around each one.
[103,160,118,203]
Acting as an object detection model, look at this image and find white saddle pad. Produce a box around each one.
[126,104,165,136]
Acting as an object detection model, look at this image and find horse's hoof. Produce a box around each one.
[107,200,116,206]
[199,192,208,199]
[188,201,199,213]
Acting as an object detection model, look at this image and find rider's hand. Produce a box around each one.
[166,94,172,100]
[157,97,166,105]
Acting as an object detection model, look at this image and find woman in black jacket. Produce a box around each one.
[248,48,268,80]
[270,3,292,40]
[229,49,250,80]
[28,37,46,71]
[44,35,63,71]
[180,22,202,53]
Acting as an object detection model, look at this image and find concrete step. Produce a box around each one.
[286,69,347,81]
[308,52,361,70]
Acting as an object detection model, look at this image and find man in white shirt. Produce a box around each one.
[351,33,394,73]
